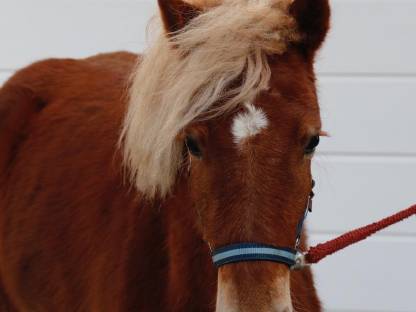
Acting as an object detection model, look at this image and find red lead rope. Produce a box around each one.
[305,204,416,264]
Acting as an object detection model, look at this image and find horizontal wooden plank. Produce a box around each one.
[309,234,416,312]
[0,0,154,70]
[316,0,416,74]
[310,156,416,235]
[1,0,416,75]
[317,77,416,155]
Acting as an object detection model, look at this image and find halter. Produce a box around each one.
[212,181,315,270]
[211,181,416,270]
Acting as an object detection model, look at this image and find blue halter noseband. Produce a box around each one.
[212,181,315,270]
[212,243,298,267]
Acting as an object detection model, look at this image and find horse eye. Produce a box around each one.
[185,136,202,158]
[305,135,320,155]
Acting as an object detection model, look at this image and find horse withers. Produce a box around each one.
[0,0,330,311]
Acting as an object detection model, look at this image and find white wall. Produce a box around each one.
[1,1,415,311]
[311,2,416,311]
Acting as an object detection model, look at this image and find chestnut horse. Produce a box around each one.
[0,0,330,311]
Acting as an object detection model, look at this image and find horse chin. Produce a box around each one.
[215,265,293,312]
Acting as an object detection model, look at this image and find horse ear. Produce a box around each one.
[158,0,200,34]
[289,0,330,58]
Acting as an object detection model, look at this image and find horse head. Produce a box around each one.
[121,0,330,310]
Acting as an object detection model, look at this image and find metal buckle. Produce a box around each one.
[290,251,310,271]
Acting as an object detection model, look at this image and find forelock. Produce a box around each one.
[121,0,299,198]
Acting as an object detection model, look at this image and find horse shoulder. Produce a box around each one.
[0,53,148,311]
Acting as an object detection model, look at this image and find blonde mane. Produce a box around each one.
[120,0,299,198]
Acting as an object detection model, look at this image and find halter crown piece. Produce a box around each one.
[211,180,416,270]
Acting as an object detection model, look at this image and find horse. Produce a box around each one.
[0,0,330,310]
